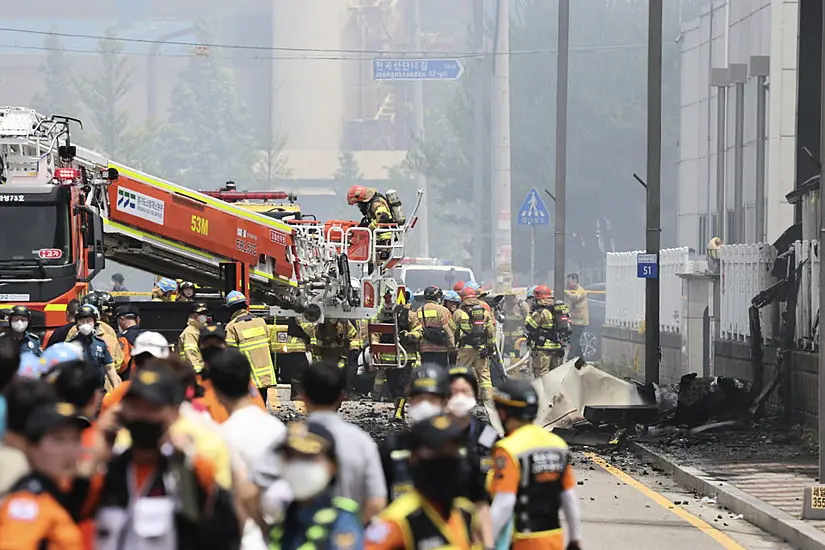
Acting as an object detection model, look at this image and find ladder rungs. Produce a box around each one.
[371,343,399,354]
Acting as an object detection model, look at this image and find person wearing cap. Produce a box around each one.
[74,363,241,549]
[151,277,178,301]
[489,379,582,550]
[0,400,88,550]
[45,299,80,348]
[113,303,141,378]
[0,305,42,357]
[99,331,171,414]
[178,302,210,374]
[225,290,278,407]
[365,414,477,550]
[66,301,124,377]
[67,304,119,391]
[267,420,363,550]
[198,325,267,423]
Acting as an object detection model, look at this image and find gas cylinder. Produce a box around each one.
[385,189,406,225]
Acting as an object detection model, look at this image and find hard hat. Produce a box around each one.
[346,185,375,205]
[526,285,537,299]
[465,281,481,291]
[156,278,178,293]
[442,290,460,303]
[448,365,479,395]
[132,331,171,359]
[533,285,553,300]
[9,305,31,321]
[408,363,451,398]
[453,281,466,292]
[74,304,98,322]
[41,342,84,372]
[17,352,47,379]
[493,378,539,421]
[459,286,477,300]
[82,291,114,316]
[423,285,443,302]
[179,281,196,292]
[226,290,248,307]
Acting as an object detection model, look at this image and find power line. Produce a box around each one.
[0,26,646,58]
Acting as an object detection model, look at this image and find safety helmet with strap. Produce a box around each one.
[493,378,539,422]
[409,363,450,398]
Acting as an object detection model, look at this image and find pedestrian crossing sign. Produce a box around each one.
[517,188,550,226]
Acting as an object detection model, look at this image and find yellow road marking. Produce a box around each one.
[584,452,747,550]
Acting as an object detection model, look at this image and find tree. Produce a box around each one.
[253,131,291,189]
[334,150,364,183]
[75,29,132,157]
[31,31,81,121]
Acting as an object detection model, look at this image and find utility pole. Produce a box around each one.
[472,0,486,275]
[731,63,748,243]
[492,0,513,290]
[553,0,570,297]
[645,0,663,385]
[412,0,429,256]
[711,68,728,242]
[818,0,825,483]
[750,56,770,243]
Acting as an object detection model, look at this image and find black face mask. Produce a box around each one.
[411,456,464,508]
[200,346,222,364]
[123,419,165,450]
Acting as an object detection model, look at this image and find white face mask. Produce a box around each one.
[78,323,94,336]
[408,401,443,423]
[197,315,208,324]
[10,320,28,333]
[447,394,477,418]
[283,460,331,500]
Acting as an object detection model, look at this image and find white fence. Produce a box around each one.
[605,247,692,332]
[718,243,777,341]
[794,240,820,349]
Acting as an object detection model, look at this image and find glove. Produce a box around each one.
[566,542,582,550]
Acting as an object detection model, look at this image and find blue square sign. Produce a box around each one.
[637,253,658,279]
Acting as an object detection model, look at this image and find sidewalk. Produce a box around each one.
[632,422,825,550]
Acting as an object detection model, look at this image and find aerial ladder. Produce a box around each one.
[0,107,422,343]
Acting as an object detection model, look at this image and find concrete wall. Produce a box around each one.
[601,326,684,385]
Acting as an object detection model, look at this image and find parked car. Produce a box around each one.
[579,283,606,361]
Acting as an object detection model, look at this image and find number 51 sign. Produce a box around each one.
[637,253,658,279]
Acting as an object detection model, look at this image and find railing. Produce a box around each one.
[794,239,820,350]
[718,243,777,342]
[605,247,691,332]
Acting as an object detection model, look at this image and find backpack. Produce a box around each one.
[461,304,487,347]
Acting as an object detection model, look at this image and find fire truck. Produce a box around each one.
[0,106,417,339]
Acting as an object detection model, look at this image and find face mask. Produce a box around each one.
[10,321,27,333]
[283,459,331,500]
[412,456,464,507]
[408,401,443,423]
[200,346,222,364]
[447,395,477,418]
[197,315,208,325]
[124,419,165,450]
[78,323,94,336]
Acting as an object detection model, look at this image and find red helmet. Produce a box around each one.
[454,281,466,292]
[533,285,553,300]
[346,185,374,205]
[459,286,477,300]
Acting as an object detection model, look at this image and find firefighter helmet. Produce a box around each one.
[533,285,553,300]
[409,363,451,398]
[9,305,31,321]
[493,378,539,421]
[226,290,247,307]
[453,281,466,292]
[465,281,481,292]
[346,185,375,205]
[442,290,460,303]
[82,291,114,317]
[526,285,537,299]
[423,285,442,302]
[156,278,177,293]
[179,281,196,292]
[74,304,98,322]
[459,286,477,300]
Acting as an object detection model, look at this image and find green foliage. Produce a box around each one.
[31,31,81,123]
[334,150,364,182]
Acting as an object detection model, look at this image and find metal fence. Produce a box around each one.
[718,243,777,341]
[605,247,691,332]
[794,239,820,350]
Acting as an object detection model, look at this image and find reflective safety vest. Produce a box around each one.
[178,319,204,373]
[372,306,422,367]
[226,310,276,388]
[270,319,312,354]
[416,302,454,352]
[525,306,561,351]
[454,300,494,349]
[268,496,359,550]
[375,491,476,550]
[311,321,359,367]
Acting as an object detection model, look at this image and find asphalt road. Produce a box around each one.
[573,452,792,549]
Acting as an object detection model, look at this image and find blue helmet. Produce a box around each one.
[156,278,178,293]
[17,352,48,379]
[443,290,460,303]
[526,285,537,299]
[41,342,84,372]
[465,281,481,292]
[226,290,248,307]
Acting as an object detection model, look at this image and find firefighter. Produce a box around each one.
[224,290,278,407]
[416,285,454,367]
[524,285,562,378]
[0,306,42,357]
[501,292,530,361]
[271,316,314,403]
[177,281,196,302]
[372,292,423,420]
[564,273,589,359]
[452,286,495,406]
[311,318,360,394]
[68,305,120,390]
[151,277,177,301]
[489,379,582,550]
[79,292,124,373]
[442,290,461,314]
[346,185,394,260]
[113,304,141,380]
[178,302,210,374]
[367,414,476,550]
[379,364,451,503]
[453,281,466,293]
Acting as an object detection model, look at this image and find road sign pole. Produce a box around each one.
[472,0,487,277]
[411,0,429,256]
[818,0,825,484]
[553,0,570,298]
[645,0,663,385]
[530,225,536,286]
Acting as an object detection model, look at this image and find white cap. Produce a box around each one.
[131,331,171,359]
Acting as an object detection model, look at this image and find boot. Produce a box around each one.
[392,397,406,423]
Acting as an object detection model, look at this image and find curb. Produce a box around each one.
[632,442,825,550]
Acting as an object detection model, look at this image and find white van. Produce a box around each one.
[394,261,476,294]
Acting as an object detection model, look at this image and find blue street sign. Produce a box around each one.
[373,59,464,81]
[517,188,550,226]
[637,253,658,279]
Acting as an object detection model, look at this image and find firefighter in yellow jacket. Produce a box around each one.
[270,317,314,404]
[452,286,495,406]
[178,302,210,374]
[347,185,394,259]
[416,285,454,367]
[311,318,361,396]
[524,285,562,378]
[225,290,278,406]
